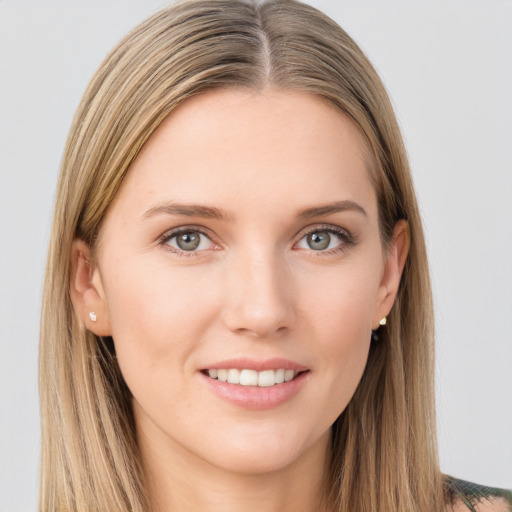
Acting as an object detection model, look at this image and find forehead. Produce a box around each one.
[107,88,377,223]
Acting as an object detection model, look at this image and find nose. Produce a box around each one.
[222,249,296,339]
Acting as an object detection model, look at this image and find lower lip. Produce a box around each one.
[199,371,310,410]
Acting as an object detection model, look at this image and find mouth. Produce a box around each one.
[201,368,308,387]
[199,358,310,409]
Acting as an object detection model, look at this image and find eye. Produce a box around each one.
[162,228,217,254]
[295,226,352,253]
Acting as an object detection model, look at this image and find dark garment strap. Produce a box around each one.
[444,475,512,511]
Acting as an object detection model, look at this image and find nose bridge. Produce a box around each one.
[223,244,295,337]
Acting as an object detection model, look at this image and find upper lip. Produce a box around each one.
[200,357,309,372]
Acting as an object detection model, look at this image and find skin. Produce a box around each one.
[71,89,410,512]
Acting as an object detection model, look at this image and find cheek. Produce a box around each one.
[100,254,221,381]
[300,260,380,409]
[105,252,220,324]
[302,258,380,340]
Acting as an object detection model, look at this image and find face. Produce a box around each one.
[72,89,406,476]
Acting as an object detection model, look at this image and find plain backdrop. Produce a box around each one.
[0,1,511,510]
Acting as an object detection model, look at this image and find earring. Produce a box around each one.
[379,317,387,326]
[89,311,97,322]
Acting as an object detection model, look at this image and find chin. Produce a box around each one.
[197,426,330,476]
[209,446,304,475]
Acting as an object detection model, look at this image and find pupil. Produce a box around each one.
[176,231,200,251]
[307,231,330,250]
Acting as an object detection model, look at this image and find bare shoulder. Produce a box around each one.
[444,476,512,512]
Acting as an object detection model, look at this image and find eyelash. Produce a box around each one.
[297,225,355,256]
[158,224,355,258]
[159,227,216,258]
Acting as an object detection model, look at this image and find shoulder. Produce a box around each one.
[444,476,512,512]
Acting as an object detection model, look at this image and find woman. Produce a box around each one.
[39,0,512,511]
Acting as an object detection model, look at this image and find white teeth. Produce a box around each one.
[239,369,258,386]
[227,369,240,384]
[284,369,295,382]
[207,368,299,387]
[258,370,276,387]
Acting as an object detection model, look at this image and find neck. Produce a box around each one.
[138,423,332,512]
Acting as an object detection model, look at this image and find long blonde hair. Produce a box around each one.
[40,1,443,510]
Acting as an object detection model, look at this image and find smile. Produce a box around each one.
[199,358,310,409]
[206,368,298,387]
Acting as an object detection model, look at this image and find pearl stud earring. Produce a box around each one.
[89,311,97,322]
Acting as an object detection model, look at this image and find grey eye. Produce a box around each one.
[175,231,201,251]
[306,231,331,250]
[163,228,217,255]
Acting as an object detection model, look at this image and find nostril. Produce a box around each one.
[233,325,289,339]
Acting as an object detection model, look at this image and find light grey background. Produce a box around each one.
[1,1,511,510]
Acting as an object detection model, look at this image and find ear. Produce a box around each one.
[373,220,410,329]
[69,239,112,336]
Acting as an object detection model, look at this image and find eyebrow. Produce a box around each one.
[142,202,231,221]
[297,200,367,219]
[142,199,367,221]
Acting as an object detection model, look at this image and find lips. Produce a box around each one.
[199,358,310,409]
